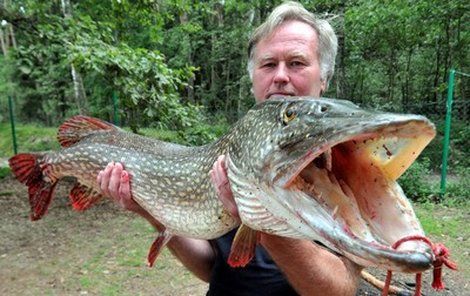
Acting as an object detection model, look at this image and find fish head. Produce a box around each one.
[228,97,436,272]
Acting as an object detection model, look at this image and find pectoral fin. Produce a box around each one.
[228,224,260,268]
[70,183,104,211]
[148,229,173,267]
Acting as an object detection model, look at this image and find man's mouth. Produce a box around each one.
[268,92,296,99]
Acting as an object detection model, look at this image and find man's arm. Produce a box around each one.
[261,235,362,295]
[97,162,216,282]
[210,156,362,296]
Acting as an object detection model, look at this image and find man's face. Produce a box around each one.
[251,20,325,103]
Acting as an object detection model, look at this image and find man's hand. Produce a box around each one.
[97,162,141,213]
[209,155,239,218]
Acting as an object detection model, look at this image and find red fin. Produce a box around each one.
[57,115,118,147]
[228,224,259,268]
[28,181,58,221]
[9,153,57,221]
[147,230,173,267]
[69,183,104,211]
[9,153,42,185]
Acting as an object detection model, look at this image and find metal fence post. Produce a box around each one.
[440,69,455,195]
[8,95,18,155]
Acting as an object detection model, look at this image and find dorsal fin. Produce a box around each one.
[57,115,118,147]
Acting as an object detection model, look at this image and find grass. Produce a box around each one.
[414,201,470,278]
[0,123,59,157]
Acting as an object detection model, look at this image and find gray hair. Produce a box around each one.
[247,1,338,88]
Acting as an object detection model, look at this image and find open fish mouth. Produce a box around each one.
[228,113,435,273]
[269,114,436,272]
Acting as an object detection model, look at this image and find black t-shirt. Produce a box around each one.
[206,228,298,296]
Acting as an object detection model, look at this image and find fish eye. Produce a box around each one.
[282,108,296,125]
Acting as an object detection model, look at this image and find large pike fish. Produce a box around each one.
[9,97,446,277]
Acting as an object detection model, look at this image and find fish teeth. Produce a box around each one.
[325,148,332,171]
[332,205,339,220]
[339,179,355,199]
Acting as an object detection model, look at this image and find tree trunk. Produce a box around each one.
[210,1,224,110]
[179,12,195,103]
[0,28,7,56]
[61,0,89,115]
[402,46,413,109]
[432,38,441,104]
[8,20,16,49]
[61,0,72,18]
[0,19,17,56]
[442,16,452,103]
[387,49,396,103]
[334,4,346,99]
[70,64,88,114]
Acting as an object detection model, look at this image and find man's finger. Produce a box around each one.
[100,162,114,195]
[210,156,239,218]
[119,170,131,199]
[108,163,123,197]
[97,170,103,185]
[219,155,227,171]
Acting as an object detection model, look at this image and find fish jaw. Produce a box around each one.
[229,98,437,272]
[278,115,435,271]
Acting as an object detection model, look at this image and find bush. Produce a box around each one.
[399,157,436,201]
[444,166,470,206]
[0,167,11,178]
[180,120,229,146]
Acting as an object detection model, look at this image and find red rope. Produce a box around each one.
[381,235,458,296]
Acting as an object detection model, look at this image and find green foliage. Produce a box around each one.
[399,156,470,206]
[419,118,470,171]
[343,0,469,107]
[0,56,18,122]
[0,167,11,178]
[448,120,470,169]
[69,35,201,131]
[398,157,436,201]
[144,115,230,146]
[444,167,470,206]
[179,117,230,146]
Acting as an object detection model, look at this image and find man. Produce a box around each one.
[98,2,362,295]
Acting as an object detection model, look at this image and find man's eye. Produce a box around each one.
[290,61,304,67]
[262,63,275,68]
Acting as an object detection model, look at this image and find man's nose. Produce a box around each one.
[273,63,289,84]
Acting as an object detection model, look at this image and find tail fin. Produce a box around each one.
[57,115,118,148]
[9,153,57,221]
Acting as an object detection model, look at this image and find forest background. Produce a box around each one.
[0,0,469,202]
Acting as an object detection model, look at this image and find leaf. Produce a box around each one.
[18,66,32,75]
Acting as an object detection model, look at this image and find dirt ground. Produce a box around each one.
[1,176,468,296]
